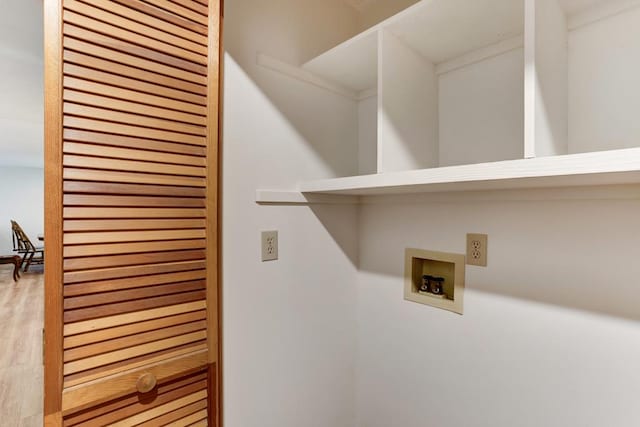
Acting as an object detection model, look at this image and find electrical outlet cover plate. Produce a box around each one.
[261,230,278,261]
[466,233,488,267]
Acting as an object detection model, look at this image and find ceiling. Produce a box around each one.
[0,0,43,167]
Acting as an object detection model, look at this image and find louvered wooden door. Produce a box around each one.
[43,0,221,425]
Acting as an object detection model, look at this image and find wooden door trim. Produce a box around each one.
[206,1,222,425]
[44,0,64,424]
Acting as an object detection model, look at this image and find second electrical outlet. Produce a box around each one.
[261,230,278,261]
[466,233,488,267]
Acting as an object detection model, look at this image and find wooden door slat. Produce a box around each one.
[64,194,205,209]
[63,24,207,76]
[64,291,206,323]
[64,281,206,310]
[63,240,206,258]
[64,331,208,374]
[63,90,206,126]
[64,311,207,349]
[70,387,205,427]
[77,0,207,45]
[74,387,207,427]
[111,0,208,36]
[63,168,206,188]
[63,207,206,219]
[64,261,205,286]
[109,390,207,427]
[63,142,207,167]
[64,320,207,362]
[64,270,207,297]
[168,0,208,16]
[64,103,206,137]
[63,155,206,178]
[141,0,209,26]
[138,401,208,427]
[64,250,206,271]
[63,52,207,99]
[64,301,206,336]
[63,218,207,232]
[63,181,206,198]
[63,36,206,86]
[63,116,206,146]
[63,9,207,65]
[64,229,206,245]
[63,344,207,388]
[63,129,206,156]
[63,0,208,56]
[64,291,206,325]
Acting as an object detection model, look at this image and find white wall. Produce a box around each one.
[439,48,525,166]
[0,0,43,167]
[223,1,361,426]
[355,189,640,427]
[568,7,640,153]
[0,166,44,254]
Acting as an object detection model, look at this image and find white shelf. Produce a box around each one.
[385,0,524,64]
[297,148,640,195]
[257,0,640,202]
[303,31,378,94]
[302,0,526,94]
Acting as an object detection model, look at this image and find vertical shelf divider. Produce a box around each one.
[525,0,569,159]
[377,29,438,173]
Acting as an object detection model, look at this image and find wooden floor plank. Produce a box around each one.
[0,267,43,425]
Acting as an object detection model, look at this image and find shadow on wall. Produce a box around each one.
[309,204,359,267]
[355,191,640,323]
[252,202,360,268]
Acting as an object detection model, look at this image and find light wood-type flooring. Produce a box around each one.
[0,265,43,426]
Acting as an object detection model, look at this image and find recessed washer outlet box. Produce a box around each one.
[404,248,465,315]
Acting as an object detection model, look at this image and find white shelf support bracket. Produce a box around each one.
[256,53,359,100]
[255,190,360,205]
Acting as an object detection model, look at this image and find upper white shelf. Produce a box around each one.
[303,31,378,93]
[384,0,524,64]
[298,148,640,195]
[300,0,636,91]
[301,0,527,92]
[255,0,640,203]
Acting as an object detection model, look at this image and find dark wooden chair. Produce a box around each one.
[0,255,21,281]
[11,220,44,272]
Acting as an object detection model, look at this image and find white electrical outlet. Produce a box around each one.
[466,233,488,267]
[261,230,278,261]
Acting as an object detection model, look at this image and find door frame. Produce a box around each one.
[42,0,223,424]
[43,0,64,424]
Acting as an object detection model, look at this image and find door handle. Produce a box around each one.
[136,373,157,394]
